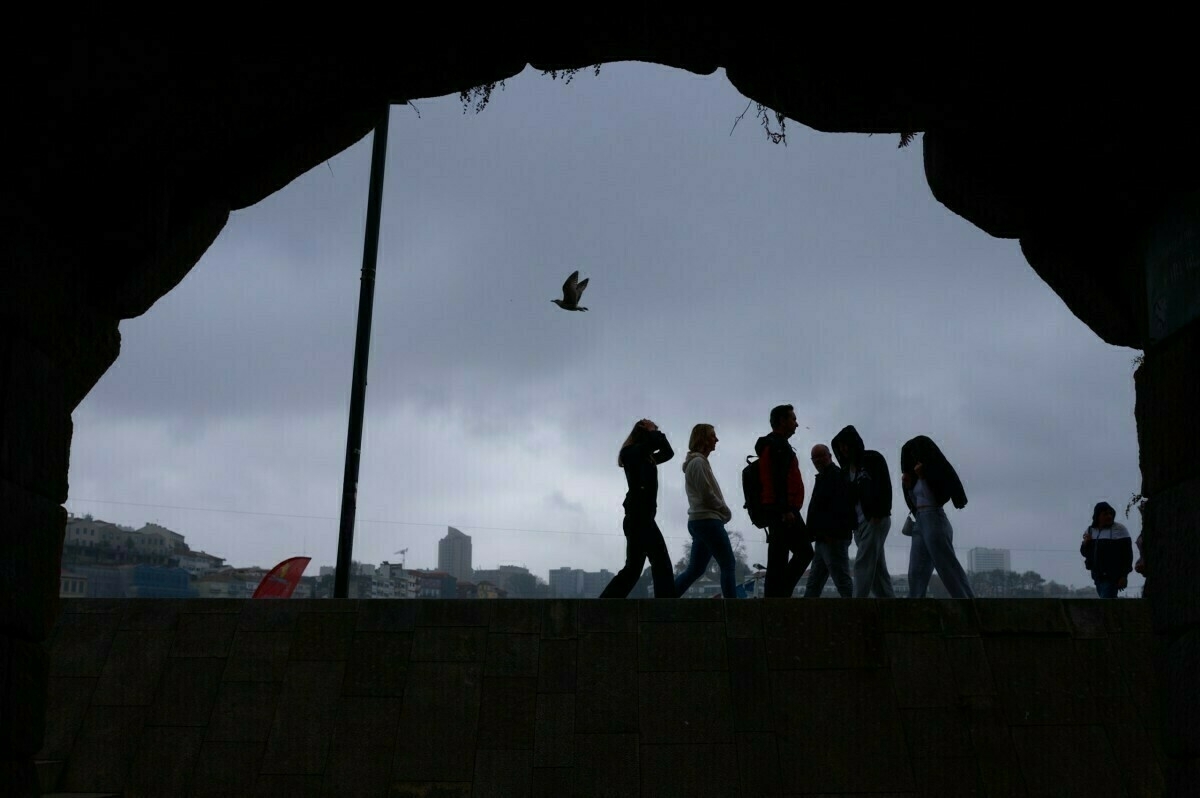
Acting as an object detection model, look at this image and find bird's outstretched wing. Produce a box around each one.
[575,277,589,299]
[561,270,580,303]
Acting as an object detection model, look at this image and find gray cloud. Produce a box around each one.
[546,490,585,515]
[68,63,1143,591]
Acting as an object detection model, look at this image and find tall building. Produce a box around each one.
[438,527,473,582]
[581,569,615,597]
[472,565,529,595]
[551,567,615,597]
[549,567,585,598]
[967,547,1011,574]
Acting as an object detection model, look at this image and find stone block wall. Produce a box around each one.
[36,598,1163,797]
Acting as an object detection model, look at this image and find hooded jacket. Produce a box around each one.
[683,452,733,523]
[899,435,968,511]
[831,425,892,519]
[1080,521,1133,582]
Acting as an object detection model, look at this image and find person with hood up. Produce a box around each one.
[1080,501,1133,598]
[900,435,975,598]
[673,424,739,598]
[831,424,895,598]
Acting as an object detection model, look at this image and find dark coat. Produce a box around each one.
[620,430,674,518]
[900,435,967,511]
[832,425,892,518]
[1080,523,1134,582]
[806,462,857,542]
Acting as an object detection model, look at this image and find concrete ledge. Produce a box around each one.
[39,599,1164,796]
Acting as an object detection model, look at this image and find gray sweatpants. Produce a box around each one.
[853,517,895,598]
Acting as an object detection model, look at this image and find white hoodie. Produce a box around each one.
[683,451,733,523]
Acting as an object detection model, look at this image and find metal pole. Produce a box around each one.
[335,104,390,598]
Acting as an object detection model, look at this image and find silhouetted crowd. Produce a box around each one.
[599,405,1139,600]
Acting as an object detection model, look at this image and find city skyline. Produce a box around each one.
[59,510,1120,594]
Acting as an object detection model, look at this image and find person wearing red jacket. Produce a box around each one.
[755,404,813,598]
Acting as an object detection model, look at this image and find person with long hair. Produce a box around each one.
[674,424,738,598]
[599,419,678,598]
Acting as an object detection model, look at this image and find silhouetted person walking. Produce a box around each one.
[900,435,975,599]
[832,425,895,598]
[600,419,678,598]
[675,423,738,598]
[756,405,813,597]
[804,443,856,598]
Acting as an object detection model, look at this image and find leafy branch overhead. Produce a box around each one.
[758,103,787,145]
[460,65,604,114]
[729,101,787,145]
[459,73,917,152]
[460,80,505,114]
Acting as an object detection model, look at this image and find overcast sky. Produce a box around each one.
[66,63,1144,592]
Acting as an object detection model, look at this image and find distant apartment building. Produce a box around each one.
[411,570,457,599]
[71,565,126,598]
[967,547,1011,574]
[176,551,226,577]
[64,516,122,550]
[581,570,615,597]
[138,523,186,552]
[194,567,269,599]
[476,581,503,599]
[70,564,197,598]
[394,571,419,599]
[319,563,374,577]
[123,564,198,598]
[550,567,614,597]
[472,565,530,595]
[59,569,88,598]
[549,567,585,598]
[438,527,473,582]
[125,530,174,564]
[64,515,195,569]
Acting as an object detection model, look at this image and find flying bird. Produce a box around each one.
[551,270,589,312]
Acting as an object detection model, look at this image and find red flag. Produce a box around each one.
[252,556,311,599]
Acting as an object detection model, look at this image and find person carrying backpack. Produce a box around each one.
[753,404,813,598]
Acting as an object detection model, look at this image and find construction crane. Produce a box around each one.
[393,548,408,569]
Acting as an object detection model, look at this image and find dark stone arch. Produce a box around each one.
[3,19,1196,793]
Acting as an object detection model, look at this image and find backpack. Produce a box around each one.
[742,455,770,529]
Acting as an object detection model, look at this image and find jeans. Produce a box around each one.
[765,516,814,598]
[599,515,677,598]
[674,518,738,598]
[853,517,895,598]
[804,538,853,597]
[1094,580,1118,599]
[907,508,975,599]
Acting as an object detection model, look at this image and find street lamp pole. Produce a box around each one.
[334,104,390,598]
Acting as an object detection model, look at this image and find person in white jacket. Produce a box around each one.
[673,424,739,598]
